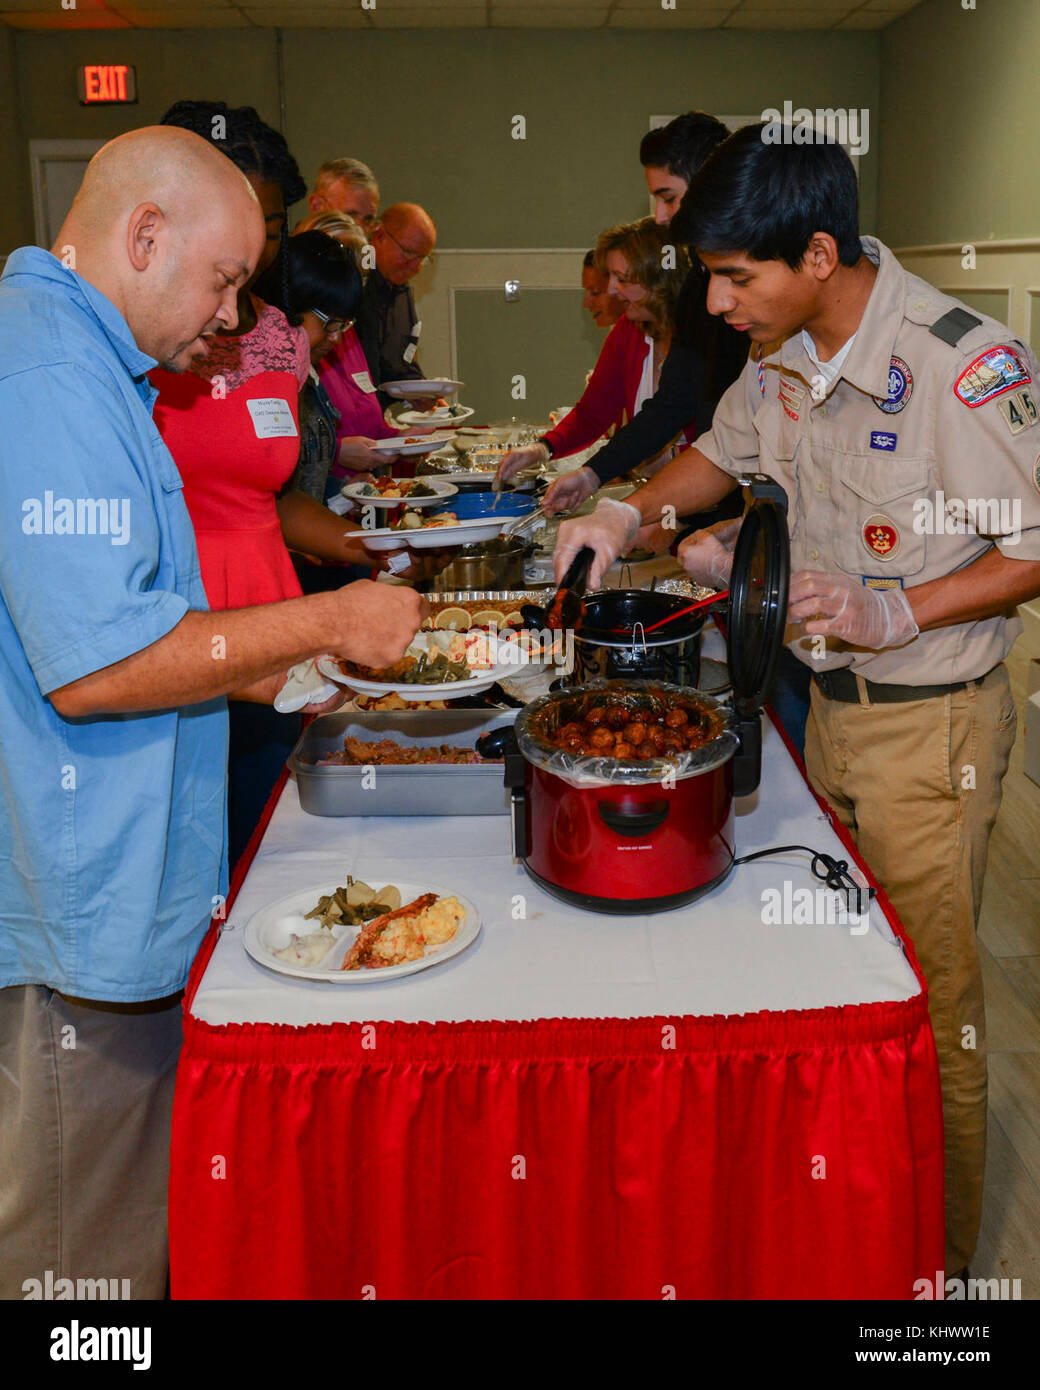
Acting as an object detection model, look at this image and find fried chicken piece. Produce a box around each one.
[340,893,438,970]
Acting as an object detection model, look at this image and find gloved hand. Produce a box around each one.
[553,497,641,589]
[494,442,550,489]
[676,516,742,589]
[541,466,598,516]
[788,571,920,649]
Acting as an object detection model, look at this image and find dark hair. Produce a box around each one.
[254,230,361,326]
[583,249,596,269]
[159,100,307,205]
[639,111,730,185]
[672,122,862,269]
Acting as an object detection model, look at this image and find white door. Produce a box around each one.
[29,139,107,247]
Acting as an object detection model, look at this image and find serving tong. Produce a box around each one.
[519,546,596,632]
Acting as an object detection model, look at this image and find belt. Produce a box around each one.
[812,668,980,704]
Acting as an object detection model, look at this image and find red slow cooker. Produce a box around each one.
[480,476,790,914]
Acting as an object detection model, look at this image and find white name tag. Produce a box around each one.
[412,320,422,338]
[246,398,298,438]
[402,342,417,365]
[351,371,376,394]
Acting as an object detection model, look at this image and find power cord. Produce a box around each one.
[733,844,876,917]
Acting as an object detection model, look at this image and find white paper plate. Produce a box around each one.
[372,432,457,455]
[380,379,464,400]
[354,517,511,551]
[340,479,458,508]
[314,653,500,700]
[397,406,474,427]
[243,881,481,983]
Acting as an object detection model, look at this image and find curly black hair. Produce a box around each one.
[159,99,307,206]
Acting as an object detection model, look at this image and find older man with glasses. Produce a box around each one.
[356,202,439,410]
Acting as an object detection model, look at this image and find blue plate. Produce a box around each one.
[448,492,537,520]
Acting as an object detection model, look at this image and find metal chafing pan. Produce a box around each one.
[291,710,518,817]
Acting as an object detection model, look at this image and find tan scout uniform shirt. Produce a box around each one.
[695,236,1040,685]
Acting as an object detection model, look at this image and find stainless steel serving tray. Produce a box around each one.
[291,710,517,817]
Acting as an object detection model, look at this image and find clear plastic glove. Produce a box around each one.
[788,570,920,649]
[495,442,550,489]
[542,466,598,517]
[676,516,742,590]
[553,497,641,590]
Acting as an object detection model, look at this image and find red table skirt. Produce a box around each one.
[170,988,943,1299]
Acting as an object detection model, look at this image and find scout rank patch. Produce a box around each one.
[873,356,913,414]
[954,345,1031,408]
[995,388,1037,435]
[862,515,900,560]
[778,374,805,421]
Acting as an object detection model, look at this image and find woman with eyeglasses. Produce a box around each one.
[292,210,411,493]
[149,103,413,865]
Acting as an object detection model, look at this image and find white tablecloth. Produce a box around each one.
[192,667,920,1028]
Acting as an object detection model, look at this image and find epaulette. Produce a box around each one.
[929,307,983,348]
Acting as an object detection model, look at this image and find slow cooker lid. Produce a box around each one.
[727,475,790,719]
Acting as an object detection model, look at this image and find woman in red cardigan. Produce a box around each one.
[496,218,691,487]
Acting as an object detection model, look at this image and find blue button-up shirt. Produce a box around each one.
[0,247,228,1001]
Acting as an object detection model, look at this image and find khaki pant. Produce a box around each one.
[804,664,1017,1274]
[0,985,182,1301]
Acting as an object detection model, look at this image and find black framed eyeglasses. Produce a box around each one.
[310,309,353,338]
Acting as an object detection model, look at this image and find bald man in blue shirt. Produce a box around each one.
[0,126,426,1298]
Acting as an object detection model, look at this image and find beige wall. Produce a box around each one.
[2,26,881,253]
[879,0,1040,246]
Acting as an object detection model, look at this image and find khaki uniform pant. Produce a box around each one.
[0,985,182,1301]
[804,664,1017,1274]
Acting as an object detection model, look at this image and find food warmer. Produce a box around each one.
[479,476,790,913]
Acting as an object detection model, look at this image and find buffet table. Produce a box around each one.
[168,634,945,1299]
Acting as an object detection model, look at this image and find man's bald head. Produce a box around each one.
[372,202,436,286]
[55,125,266,370]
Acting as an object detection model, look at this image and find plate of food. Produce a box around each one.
[372,431,457,456]
[243,876,481,982]
[355,514,512,550]
[380,379,464,400]
[340,477,458,508]
[317,627,544,699]
[396,404,474,427]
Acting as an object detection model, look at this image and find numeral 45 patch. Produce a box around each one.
[997,389,1038,434]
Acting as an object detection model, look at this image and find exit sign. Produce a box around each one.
[77,65,137,105]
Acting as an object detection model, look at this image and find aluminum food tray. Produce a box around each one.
[291,709,516,817]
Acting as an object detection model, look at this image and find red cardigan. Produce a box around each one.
[542,315,698,460]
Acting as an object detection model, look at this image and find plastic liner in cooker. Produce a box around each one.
[514,678,739,789]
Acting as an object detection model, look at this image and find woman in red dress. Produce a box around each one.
[150,101,388,864]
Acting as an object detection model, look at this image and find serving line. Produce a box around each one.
[192,713,917,1029]
[170,579,944,1301]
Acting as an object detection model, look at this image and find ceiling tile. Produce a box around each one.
[834,11,891,26]
[237,6,371,23]
[491,6,608,25]
[724,10,854,28]
[371,6,487,25]
[609,9,732,27]
[1,8,131,26]
[111,7,250,24]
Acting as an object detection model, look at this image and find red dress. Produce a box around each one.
[151,298,311,609]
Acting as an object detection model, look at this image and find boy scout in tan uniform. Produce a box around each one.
[558,232,1040,1276]
[695,234,1039,1272]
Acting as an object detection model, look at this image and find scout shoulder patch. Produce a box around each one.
[996,389,1038,435]
[1034,454,1040,496]
[873,356,913,414]
[954,345,1031,408]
